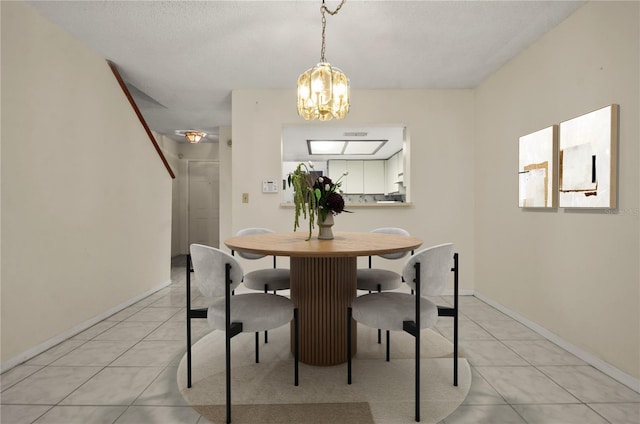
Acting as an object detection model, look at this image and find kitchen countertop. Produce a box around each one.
[280,202,413,208]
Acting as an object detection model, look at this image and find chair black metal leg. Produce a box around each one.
[263,286,269,344]
[453,252,459,387]
[186,254,192,388]
[386,330,390,362]
[186,254,208,388]
[435,252,460,387]
[186,318,192,387]
[415,326,420,422]
[255,332,259,363]
[453,315,458,387]
[377,284,382,344]
[222,264,246,424]
[225,266,232,424]
[294,308,299,386]
[347,307,353,385]
[226,329,232,424]
[415,262,421,422]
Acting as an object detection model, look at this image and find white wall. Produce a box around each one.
[1,2,172,367]
[474,1,639,380]
[230,89,476,285]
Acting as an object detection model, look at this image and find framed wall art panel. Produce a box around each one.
[558,104,619,208]
[518,125,558,208]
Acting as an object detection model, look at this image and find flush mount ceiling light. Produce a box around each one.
[307,140,386,155]
[308,140,346,155]
[343,140,385,154]
[297,0,350,121]
[185,131,206,144]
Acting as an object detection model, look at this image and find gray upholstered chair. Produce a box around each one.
[233,228,290,345]
[356,227,411,355]
[348,243,458,422]
[188,244,298,424]
[233,228,290,293]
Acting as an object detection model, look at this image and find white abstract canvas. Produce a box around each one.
[519,126,557,208]
[559,105,618,208]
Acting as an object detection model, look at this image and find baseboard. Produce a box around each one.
[0,279,172,374]
[443,289,475,297]
[473,291,640,393]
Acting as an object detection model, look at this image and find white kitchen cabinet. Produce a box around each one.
[346,161,364,193]
[386,153,398,193]
[363,160,385,194]
[329,159,387,194]
[328,160,348,191]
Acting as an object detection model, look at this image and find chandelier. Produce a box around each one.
[184,131,206,144]
[297,0,349,121]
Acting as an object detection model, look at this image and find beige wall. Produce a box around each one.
[474,1,639,380]
[231,89,476,285]
[218,126,233,250]
[3,0,636,388]
[1,2,172,367]
[229,1,639,385]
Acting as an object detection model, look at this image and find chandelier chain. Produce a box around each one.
[320,0,346,63]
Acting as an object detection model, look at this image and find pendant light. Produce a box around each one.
[297,0,350,121]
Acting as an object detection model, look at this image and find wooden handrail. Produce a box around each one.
[107,60,175,179]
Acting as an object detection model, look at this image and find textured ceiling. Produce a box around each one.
[25,0,585,143]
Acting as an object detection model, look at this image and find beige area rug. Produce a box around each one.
[177,325,471,424]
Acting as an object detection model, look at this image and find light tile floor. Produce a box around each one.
[1,257,638,424]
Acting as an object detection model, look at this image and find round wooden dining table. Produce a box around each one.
[225,231,422,366]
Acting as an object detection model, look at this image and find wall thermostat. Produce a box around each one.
[262,179,279,193]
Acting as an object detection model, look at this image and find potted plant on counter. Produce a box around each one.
[288,162,349,240]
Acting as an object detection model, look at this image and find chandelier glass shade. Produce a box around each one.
[185,131,206,144]
[297,62,349,121]
[297,0,349,121]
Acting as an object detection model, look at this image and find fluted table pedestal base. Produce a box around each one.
[290,256,357,366]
